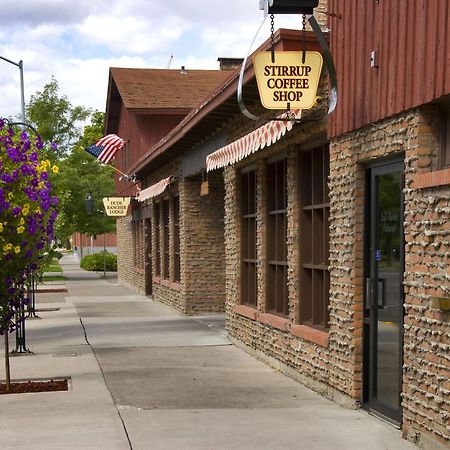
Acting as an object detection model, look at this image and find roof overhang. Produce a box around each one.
[130,29,325,179]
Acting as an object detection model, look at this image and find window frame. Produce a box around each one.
[240,168,257,307]
[162,199,170,279]
[299,144,330,330]
[266,158,288,317]
[154,202,161,276]
[173,196,181,282]
[441,107,450,169]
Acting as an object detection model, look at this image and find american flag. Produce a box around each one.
[85,134,126,164]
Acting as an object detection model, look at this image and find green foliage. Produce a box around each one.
[26,77,91,160]
[55,111,116,240]
[41,257,63,273]
[80,252,117,271]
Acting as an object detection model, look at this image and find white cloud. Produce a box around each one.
[0,0,307,120]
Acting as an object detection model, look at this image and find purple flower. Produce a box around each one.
[50,142,58,151]
[12,206,22,216]
[29,152,38,162]
[1,173,13,183]
[40,171,48,181]
[0,118,4,129]
[7,147,19,162]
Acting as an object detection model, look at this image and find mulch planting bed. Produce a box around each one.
[0,379,68,395]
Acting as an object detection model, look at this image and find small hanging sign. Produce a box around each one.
[102,197,131,216]
[253,51,323,110]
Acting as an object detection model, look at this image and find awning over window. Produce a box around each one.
[137,176,173,202]
[206,109,302,172]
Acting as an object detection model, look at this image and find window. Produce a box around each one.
[133,220,144,269]
[154,203,161,276]
[241,169,257,307]
[441,108,450,168]
[162,199,170,279]
[173,196,180,282]
[266,158,288,316]
[299,144,330,329]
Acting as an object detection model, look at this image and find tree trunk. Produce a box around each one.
[4,331,10,392]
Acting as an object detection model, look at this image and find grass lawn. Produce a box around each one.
[41,275,65,282]
[42,258,63,273]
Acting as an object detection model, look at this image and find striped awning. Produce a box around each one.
[137,176,173,202]
[206,109,302,172]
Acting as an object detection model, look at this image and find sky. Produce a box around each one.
[0,0,301,121]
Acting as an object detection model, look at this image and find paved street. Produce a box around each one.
[0,254,416,449]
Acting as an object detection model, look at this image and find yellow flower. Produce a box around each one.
[14,246,21,254]
[4,243,12,251]
[0,223,3,232]
[19,218,25,225]
[52,165,59,174]
[7,192,13,200]
[17,226,25,234]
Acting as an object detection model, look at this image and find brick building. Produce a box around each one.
[106,65,232,305]
[107,2,449,448]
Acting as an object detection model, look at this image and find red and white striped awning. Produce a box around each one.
[137,176,173,202]
[206,109,302,172]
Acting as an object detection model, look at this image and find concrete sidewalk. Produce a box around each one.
[0,254,416,449]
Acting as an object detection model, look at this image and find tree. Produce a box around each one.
[55,111,116,241]
[26,77,91,160]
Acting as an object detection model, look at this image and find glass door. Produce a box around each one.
[363,159,404,425]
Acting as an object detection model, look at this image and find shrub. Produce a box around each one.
[80,252,117,271]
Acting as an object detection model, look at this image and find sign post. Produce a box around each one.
[253,51,323,110]
[102,197,131,217]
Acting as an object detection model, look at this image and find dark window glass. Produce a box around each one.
[266,159,288,316]
[299,145,330,329]
[163,199,170,279]
[441,109,450,168]
[173,196,180,282]
[154,203,161,276]
[241,170,257,307]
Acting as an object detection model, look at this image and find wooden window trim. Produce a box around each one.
[441,108,450,169]
[173,196,181,282]
[162,199,170,279]
[154,203,161,276]
[266,159,288,317]
[299,144,330,330]
[240,170,257,307]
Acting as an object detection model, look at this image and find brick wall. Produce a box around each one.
[181,170,226,314]
[117,214,146,293]
[117,156,226,314]
[223,104,449,448]
[331,106,450,448]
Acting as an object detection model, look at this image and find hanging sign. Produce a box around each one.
[102,197,131,217]
[253,51,323,110]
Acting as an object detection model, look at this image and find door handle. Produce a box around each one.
[365,278,373,310]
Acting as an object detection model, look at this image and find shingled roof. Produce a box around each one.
[109,67,232,110]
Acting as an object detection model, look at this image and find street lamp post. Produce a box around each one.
[0,56,26,128]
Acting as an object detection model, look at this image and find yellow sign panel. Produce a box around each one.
[102,197,131,217]
[253,51,323,110]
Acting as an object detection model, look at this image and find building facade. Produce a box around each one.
[107,3,450,447]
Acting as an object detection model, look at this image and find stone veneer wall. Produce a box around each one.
[332,105,449,449]
[116,214,146,293]
[181,170,226,314]
[224,104,449,448]
[117,156,226,315]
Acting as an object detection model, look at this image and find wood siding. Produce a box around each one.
[328,0,450,138]
[114,102,186,196]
